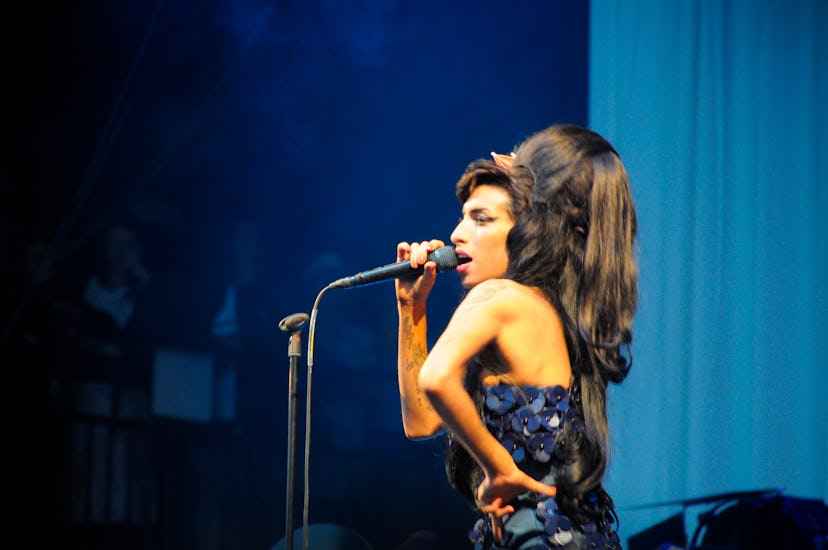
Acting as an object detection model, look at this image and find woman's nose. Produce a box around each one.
[450,222,466,245]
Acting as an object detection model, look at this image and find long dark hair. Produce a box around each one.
[447,124,638,525]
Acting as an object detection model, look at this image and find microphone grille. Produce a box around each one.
[428,246,459,272]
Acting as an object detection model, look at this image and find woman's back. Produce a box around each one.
[461,278,572,389]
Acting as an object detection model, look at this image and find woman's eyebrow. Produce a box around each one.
[462,203,493,216]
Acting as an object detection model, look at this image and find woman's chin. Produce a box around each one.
[459,275,478,289]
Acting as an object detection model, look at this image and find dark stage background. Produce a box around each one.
[3,1,588,548]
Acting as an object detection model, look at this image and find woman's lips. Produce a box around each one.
[454,249,471,272]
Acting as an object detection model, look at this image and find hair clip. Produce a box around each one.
[491,151,516,169]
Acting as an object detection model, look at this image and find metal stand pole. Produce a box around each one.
[278,313,309,550]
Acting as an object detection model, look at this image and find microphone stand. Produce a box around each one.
[278,313,309,550]
[273,249,458,549]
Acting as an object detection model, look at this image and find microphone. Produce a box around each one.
[328,246,467,289]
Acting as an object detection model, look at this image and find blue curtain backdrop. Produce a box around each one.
[589,0,828,542]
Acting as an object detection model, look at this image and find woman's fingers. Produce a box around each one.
[406,239,446,268]
[529,480,557,498]
[480,497,511,544]
[409,241,430,267]
[427,238,446,251]
[396,242,412,262]
[479,497,514,517]
[490,516,503,543]
[485,505,515,518]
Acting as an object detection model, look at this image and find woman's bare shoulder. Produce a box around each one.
[459,279,543,317]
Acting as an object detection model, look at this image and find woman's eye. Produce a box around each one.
[474,215,494,224]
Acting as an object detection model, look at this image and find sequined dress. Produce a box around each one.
[468,383,621,550]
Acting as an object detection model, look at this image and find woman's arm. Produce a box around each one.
[397,300,444,438]
[419,280,557,507]
[395,239,446,439]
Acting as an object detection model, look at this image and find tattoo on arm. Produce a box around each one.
[401,314,413,334]
[402,339,427,376]
[455,283,499,315]
[400,390,433,411]
[409,341,426,370]
[399,313,433,410]
[400,313,427,373]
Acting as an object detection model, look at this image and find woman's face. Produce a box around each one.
[450,184,514,288]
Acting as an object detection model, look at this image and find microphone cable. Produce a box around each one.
[300,282,337,550]
[299,246,457,548]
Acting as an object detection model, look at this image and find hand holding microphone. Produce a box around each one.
[399,239,449,271]
[328,240,466,290]
[394,240,446,302]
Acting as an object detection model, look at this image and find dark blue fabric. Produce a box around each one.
[469,384,620,549]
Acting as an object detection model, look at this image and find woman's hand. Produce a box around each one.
[476,468,557,542]
[395,239,445,306]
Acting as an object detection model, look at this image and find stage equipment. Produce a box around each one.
[627,489,828,550]
[278,312,310,550]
